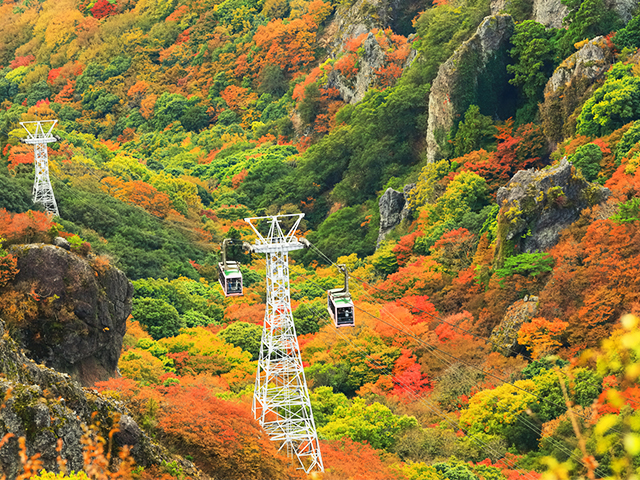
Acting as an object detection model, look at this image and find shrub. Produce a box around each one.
[570,143,602,181]
[576,64,640,137]
[614,120,640,162]
[218,322,262,360]
[0,237,18,288]
[132,298,184,340]
[611,197,640,224]
[494,252,554,281]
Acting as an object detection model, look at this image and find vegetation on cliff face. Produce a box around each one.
[1,0,640,478]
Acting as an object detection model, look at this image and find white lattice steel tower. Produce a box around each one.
[20,120,60,216]
[244,214,323,473]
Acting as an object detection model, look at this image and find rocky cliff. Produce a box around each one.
[494,0,637,28]
[539,36,615,143]
[326,32,386,104]
[319,0,418,105]
[426,14,515,162]
[327,0,398,54]
[495,158,610,260]
[0,318,203,479]
[377,184,415,247]
[2,244,132,387]
[532,0,569,28]
[325,0,420,54]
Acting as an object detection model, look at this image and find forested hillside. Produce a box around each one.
[1,0,640,477]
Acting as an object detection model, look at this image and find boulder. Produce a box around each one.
[0,319,204,479]
[540,36,615,143]
[378,188,405,247]
[53,236,70,251]
[376,184,415,247]
[489,296,539,355]
[5,244,133,386]
[545,36,614,96]
[426,14,516,162]
[495,158,610,257]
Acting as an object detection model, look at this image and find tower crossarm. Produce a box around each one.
[20,120,59,144]
[244,214,305,253]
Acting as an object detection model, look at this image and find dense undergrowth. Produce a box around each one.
[1,0,640,478]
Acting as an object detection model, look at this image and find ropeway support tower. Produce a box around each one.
[244,214,323,473]
[20,120,60,217]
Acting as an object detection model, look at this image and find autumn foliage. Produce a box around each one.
[0,209,56,245]
[101,177,173,218]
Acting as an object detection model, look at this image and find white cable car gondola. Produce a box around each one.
[327,264,355,327]
[218,239,244,297]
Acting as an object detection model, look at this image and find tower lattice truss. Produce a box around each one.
[245,214,324,473]
[21,120,59,216]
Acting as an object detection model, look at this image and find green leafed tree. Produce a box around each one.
[153,92,189,130]
[570,143,602,181]
[558,0,621,58]
[494,252,554,280]
[132,297,184,340]
[507,21,558,114]
[614,14,640,49]
[310,386,349,428]
[576,64,640,137]
[453,105,497,157]
[218,321,262,360]
[299,82,321,125]
[319,398,419,450]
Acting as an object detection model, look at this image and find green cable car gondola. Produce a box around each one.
[327,264,355,327]
[218,239,244,297]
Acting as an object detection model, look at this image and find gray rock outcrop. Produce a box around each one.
[319,0,418,105]
[539,36,615,143]
[426,15,515,162]
[327,0,400,54]
[327,33,385,104]
[0,319,204,479]
[610,0,638,23]
[489,296,539,355]
[378,188,405,247]
[6,244,133,387]
[377,184,415,247]
[533,0,637,27]
[609,0,640,22]
[495,158,610,257]
[533,0,569,27]
[489,0,567,25]
[545,36,614,97]
[490,0,508,14]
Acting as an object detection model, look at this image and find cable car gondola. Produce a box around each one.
[218,239,244,297]
[327,264,355,327]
